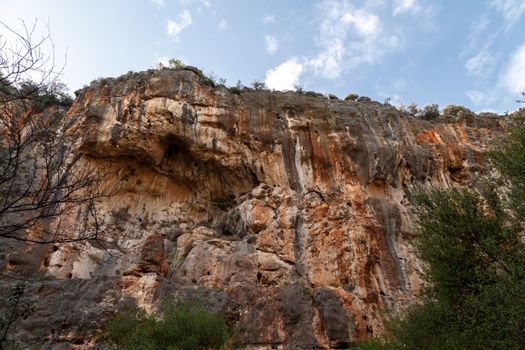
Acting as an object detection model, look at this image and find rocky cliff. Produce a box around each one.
[0,68,506,349]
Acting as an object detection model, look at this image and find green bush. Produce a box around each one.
[357,113,525,349]
[344,93,359,101]
[406,102,419,115]
[105,299,231,350]
[358,187,525,349]
[251,80,266,90]
[227,80,243,95]
[227,86,241,94]
[200,75,216,87]
[13,80,73,112]
[420,103,439,118]
[442,104,474,117]
[168,58,184,70]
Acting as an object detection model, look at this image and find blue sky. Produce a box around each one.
[1,0,525,113]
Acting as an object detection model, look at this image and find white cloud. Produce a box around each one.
[465,49,495,76]
[393,0,437,29]
[461,15,492,59]
[305,0,399,80]
[393,0,420,15]
[167,10,192,41]
[263,15,275,24]
[265,58,304,91]
[466,90,496,106]
[307,39,345,79]
[341,9,380,37]
[155,55,170,67]
[180,0,211,6]
[502,44,525,93]
[151,0,165,7]
[218,18,227,31]
[379,92,403,106]
[490,0,525,28]
[468,16,490,44]
[265,35,278,55]
[367,0,388,8]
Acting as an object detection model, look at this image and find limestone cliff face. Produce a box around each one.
[1,68,506,349]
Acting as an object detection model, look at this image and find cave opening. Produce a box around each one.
[163,134,191,161]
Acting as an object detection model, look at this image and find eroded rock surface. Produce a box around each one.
[0,68,506,349]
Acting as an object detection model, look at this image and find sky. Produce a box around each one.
[1,0,525,113]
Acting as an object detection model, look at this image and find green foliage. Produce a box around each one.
[490,114,525,220]
[442,104,474,117]
[251,80,266,90]
[200,75,216,87]
[105,299,231,350]
[155,58,184,70]
[421,103,439,118]
[197,70,220,88]
[413,189,521,300]
[154,59,228,89]
[228,80,243,94]
[406,102,419,115]
[344,93,359,101]
[359,188,525,349]
[200,71,226,88]
[408,188,524,347]
[90,76,112,86]
[168,58,184,69]
[18,80,73,112]
[358,109,525,349]
[228,86,241,94]
[0,73,16,95]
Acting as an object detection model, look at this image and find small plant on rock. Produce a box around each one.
[442,104,474,118]
[251,80,266,90]
[417,103,439,119]
[407,102,419,115]
[344,93,359,101]
[168,58,184,70]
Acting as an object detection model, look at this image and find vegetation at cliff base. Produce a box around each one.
[360,113,525,349]
[105,299,231,350]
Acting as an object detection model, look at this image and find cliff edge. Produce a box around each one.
[1,68,506,349]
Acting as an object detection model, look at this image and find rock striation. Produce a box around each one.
[0,68,506,349]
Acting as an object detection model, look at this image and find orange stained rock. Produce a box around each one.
[415,130,441,144]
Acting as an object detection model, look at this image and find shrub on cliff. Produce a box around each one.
[344,93,359,101]
[442,104,474,118]
[227,80,243,94]
[416,103,439,119]
[105,299,231,350]
[168,58,184,70]
[17,80,73,112]
[406,102,419,115]
[251,80,267,90]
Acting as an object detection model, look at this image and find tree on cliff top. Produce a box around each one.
[360,108,525,349]
[0,19,103,244]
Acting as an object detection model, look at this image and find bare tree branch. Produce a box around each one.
[0,19,105,244]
